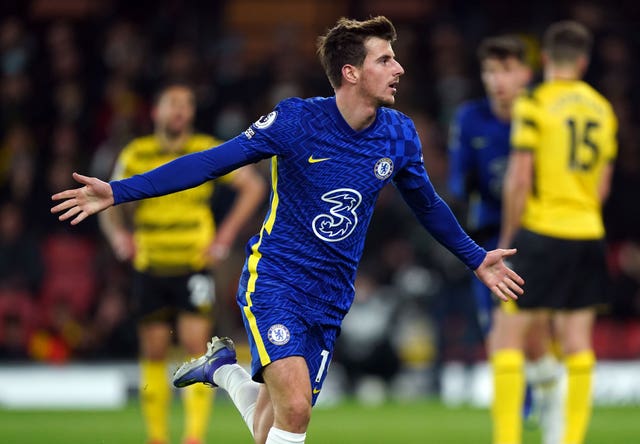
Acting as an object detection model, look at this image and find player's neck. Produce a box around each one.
[545,65,581,82]
[335,91,377,131]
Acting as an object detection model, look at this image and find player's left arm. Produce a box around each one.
[396,173,523,301]
[208,165,267,265]
[394,125,522,301]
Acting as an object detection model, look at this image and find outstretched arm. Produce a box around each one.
[397,171,523,301]
[51,137,262,225]
[51,172,115,225]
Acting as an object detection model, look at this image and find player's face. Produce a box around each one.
[358,37,405,107]
[481,56,530,106]
[153,86,195,137]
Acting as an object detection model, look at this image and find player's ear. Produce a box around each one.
[342,64,359,85]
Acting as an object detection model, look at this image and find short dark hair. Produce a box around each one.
[477,35,527,63]
[543,20,592,63]
[317,16,397,89]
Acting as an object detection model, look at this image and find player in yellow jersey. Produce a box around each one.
[99,84,266,444]
[494,21,617,444]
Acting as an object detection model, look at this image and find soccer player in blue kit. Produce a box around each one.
[52,16,523,444]
[449,35,563,444]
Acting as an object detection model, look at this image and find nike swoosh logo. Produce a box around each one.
[308,155,331,163]
[312,388,321,394]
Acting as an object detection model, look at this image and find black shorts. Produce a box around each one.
[511,229,608,310]
[131,270,215,323]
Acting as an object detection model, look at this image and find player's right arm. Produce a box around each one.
[51,137,268,225]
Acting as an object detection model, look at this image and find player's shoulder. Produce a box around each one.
[576,81,614,111]
[263,96,333,125]
[512,83,544,116]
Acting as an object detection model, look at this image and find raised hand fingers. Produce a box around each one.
[507,267,524,286]
[51,198,78,214]
[494,281,519,302]
[58,204,82,221]
[71,211,89,226]
[72,172,93,185]
[51,188,80,202]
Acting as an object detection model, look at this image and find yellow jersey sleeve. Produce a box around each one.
[511,93,541,153]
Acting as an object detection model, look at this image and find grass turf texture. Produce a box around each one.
[0,398,638,443]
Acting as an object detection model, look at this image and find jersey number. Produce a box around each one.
[566,118,599,171]
[315,349,330,383]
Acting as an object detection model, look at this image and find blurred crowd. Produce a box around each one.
[0,0,639,387]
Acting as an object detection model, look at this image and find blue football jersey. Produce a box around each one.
[235,97,428,317]
[448,98,510,233]
[111,95,485,320]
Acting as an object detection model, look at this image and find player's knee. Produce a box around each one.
[276,397,312,432]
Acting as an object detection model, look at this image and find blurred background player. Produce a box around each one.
[448,35,564,444]
[98,83,266,444]
[497,21,618,444]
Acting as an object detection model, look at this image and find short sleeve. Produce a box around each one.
[511,95,541,152]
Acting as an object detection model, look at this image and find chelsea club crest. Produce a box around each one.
[267,324,291,345]
[374,157,394,180]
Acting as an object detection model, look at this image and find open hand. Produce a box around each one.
[51,172,115,225]
[474,248,524,302]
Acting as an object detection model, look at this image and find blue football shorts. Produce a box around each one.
[237,290,340,406]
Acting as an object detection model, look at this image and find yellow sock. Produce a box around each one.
[140,360,171,443]
[183,381,215,442]
[491,349,525,444]
[563,350,595,444]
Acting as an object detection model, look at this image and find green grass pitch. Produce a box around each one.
[0,398,638,443]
